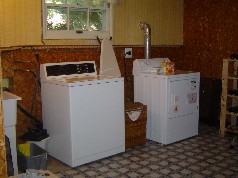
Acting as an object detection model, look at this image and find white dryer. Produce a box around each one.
[40,61,125,167]
[133,58,200,144]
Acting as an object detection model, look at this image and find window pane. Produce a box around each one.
[46,0,66,4]
[47,6,67,30]
[89,9,105,31]
[66,0,107,7]
[67,0,88,6]
[69,8,87,30]
[91,1,105,7]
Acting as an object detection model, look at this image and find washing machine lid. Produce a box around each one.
[54,75,120,83]
[42,75,124,86]
[133,58,200,78]
[136,70,200,81]
[40,61,97,80]
[99,39,121,77]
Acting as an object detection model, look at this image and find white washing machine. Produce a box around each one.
[133,58,200,144]
[40,61,125,167]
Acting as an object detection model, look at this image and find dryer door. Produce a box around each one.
[168,78,199,119]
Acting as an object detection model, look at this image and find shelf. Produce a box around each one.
[227,94,238,99]
[228,76,238,80]
[225,126,238,134]
[226,59,238,62]
[220,58,238,136]
[226,111,238,117]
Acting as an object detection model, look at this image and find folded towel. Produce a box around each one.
[126,110,142,122]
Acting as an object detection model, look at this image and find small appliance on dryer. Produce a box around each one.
[40,60,125,167]
[133,58,200,144]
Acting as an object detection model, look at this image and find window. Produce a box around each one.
[42,0,112,39]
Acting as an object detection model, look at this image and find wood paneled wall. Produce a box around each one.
[0,46,183,146]
[0,52,7,178]
[179,0,238,79]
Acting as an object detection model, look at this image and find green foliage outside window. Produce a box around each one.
[46,0,106,31]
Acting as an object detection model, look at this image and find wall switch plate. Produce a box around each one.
[2,78,9,88]
[125,48,132,58]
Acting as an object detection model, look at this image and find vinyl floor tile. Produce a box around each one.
[47,124,238,178]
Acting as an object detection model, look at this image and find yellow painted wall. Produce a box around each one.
[0,0,42,47]
[113,0,183,45]
[0,0,183,47]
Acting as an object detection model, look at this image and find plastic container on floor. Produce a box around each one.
[27,137,49,150]
[17,143,47,172]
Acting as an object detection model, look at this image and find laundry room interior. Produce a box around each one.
[0,0,238,177]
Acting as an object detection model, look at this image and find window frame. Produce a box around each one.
[42,0,111,40]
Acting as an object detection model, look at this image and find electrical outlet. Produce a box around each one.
[125,48,132,58]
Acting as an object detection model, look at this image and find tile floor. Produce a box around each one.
[47,124,238,178]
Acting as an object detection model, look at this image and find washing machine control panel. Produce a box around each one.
[40,61,97,79]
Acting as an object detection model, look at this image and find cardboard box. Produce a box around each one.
[161,62,175,74]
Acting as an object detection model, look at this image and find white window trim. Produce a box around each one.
[42,1,113,40]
